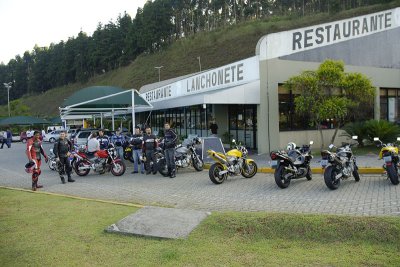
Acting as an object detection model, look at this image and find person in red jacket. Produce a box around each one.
[26,130,48,191]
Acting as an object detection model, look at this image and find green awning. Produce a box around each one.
[0,116,50,125]
[60,86,152,117]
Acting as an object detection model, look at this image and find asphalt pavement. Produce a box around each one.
[1,142,399,216]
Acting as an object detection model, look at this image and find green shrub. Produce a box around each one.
[364,120,400,143]
[341,121,367,146]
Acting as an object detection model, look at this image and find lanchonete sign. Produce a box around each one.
[260,7,400,60]
[142,56,259,103]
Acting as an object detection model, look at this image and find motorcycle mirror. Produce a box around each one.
[328,144,334,149]
[373,137,379,141]
[397,137,400,141]
[232,139,236,143]
[309,141,314,145]
[352,136,358,140]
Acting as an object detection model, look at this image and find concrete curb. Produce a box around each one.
[0,186,144,208]
[203,164,383,174]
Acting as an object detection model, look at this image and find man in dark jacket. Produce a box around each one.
[54,131,75,184]
[130,126,144,174]
[97,129,109,150]
[164,122,177,178]
[142,126,158,175]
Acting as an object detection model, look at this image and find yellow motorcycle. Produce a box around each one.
[374,137,400,185]
[207,139,258,184]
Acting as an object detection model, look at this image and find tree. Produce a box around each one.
[285,59,375,149]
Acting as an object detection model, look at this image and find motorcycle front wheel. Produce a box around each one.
[123,151,135,163]
[274,165,291,189]
[386,164,399,185]
[192,156,204,171]
[75,160,90,176]
[158,158,169,177]
[241,161,257,178]
[324,165,341,190]
[111,160,126,176]
[209,163,227,184]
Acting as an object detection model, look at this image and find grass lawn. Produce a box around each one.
[1,188,399,266]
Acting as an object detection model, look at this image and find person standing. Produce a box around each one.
[111,128,125,159]
[142,126,158,175]
[97,129,109,150]
[53,131,75,184]
[164,122,177,178]
[26,131,48,191]
[0,130,7,149]
[87,132,100,156]
[209,119,218,136]
[130,127,144,174]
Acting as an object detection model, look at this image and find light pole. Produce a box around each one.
[154,66,163,82]
[3,82,12,117]
[197,56,201,72]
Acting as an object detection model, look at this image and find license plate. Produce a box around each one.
[320,159,328,167]
[271,160,278,169]
[384,156,392,163]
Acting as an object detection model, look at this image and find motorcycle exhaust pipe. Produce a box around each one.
[218,170,229,176]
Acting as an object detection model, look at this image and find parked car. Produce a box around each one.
[73,130,94,146]
[20,131,43,143]
[12,133,20,142]
[67,129,78,139]
[43,130,62,143]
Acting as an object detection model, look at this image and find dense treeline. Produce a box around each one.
[0,0,392,105]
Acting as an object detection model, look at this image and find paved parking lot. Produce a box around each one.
[1,143,399,216]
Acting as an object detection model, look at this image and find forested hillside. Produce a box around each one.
[0,0,398,117]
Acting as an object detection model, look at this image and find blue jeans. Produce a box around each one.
[115,146,124,159]
[133,149,144,173]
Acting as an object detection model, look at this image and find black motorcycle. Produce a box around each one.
[270,141,314,188]
[157,137,204,176]
[122,143,135,163]
[320,136,360,190]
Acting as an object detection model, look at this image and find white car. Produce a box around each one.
[43,130,61,143]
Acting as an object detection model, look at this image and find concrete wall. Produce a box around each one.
[257,58,400,154]
[279,129,352,150]
[212,104,229,137]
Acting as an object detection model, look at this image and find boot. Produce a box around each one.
[67,176,75,182]
[60,175,66,184]
[32,182,37,191]
[165,167,171,177]
[170,169,176,178]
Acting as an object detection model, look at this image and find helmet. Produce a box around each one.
[25,161,36,173]
[286,142,297,151]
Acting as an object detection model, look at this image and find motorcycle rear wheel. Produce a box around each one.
[274,165,291,189]
[123,152,135,163]
[209,163,227,184]
[111,161,126,176]
[75,161,90,176]
[241,161,257,178]
[324,165,341,190]
[386,164,399,185]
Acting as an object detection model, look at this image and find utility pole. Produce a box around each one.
[154,66,164,82]
[3,82,12,117]
[197,56,201,72]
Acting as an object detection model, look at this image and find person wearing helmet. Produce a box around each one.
[26,130,48,191]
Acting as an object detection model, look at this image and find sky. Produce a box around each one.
[0,0,147,64]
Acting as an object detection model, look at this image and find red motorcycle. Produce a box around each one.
[74,145,126,176]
